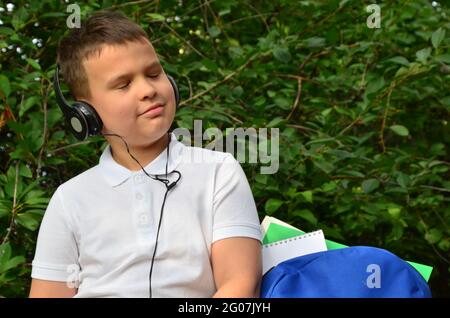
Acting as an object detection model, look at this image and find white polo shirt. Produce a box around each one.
[31,133,262,298]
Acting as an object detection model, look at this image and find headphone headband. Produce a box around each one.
[54,64,71,118]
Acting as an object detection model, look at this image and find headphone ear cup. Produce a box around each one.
[64,104,89,141]
[166,74,180,109]
[75,101,103,137]
[71,102,103,141]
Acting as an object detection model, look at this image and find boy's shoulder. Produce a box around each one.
[57,164,102,194]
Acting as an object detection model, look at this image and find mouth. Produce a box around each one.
[139,103,165,117]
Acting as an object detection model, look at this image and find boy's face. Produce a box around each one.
[82,38,175,147]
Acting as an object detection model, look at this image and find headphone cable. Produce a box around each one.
[102,132,181,298]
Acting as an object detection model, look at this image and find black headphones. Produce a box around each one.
[53,64,180,141]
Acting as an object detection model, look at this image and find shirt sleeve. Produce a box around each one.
[31,187,79,282]
[212,154,262,243]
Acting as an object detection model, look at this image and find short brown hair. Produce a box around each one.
[57,10,148,99]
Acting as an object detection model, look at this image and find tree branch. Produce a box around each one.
[179,51,271,106]
[379,82,395,154]
[1,162,19,245]
[287,77,303,121]
[163,21,207,58]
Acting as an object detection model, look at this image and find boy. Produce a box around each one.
[29,11,262,298]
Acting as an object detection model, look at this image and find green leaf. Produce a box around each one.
[435,54,450,64]
[362,179,380,194]
[385,187,408,194]
[365,76,385,95]
[255,174,268,185]
[0,27,15,36]
[441,96,450,106]
[227,38,240,47]
[19,164,32,179]
[24,190,46,202]
[321,225,345,241]
[339,0,350,8]
[416,48,431,64]
[47,108,63,129]
[219,9,231,16]
[197,81,214,90]
[313,159,335,174]
[146,13,165,21]
[273,97,291,110]
[273,47,291,63]
[11,7,29,31]
[304,37,325,48]
[45,157,67,165]
[16,181,43,204]
[200,59,218,72]
[388,56,410,66]
[300,190,313,203]
[337,170,365,178]
[0,74,11,98]
[25,197,50,205]
[306,137,335,146]
[390,125,409,136]
[396,172,411,188]
[425,229,443,244]
[294,209,318,225]
[20,96,40,117]
[40,12,66,19]
[265,198,284,215]
[1,255,25,273]
[26,59,41,71]
[0,202,10,218]
[232,86,243,97]
[431,28,446,49]
[0,243,12,266]
[228,47,244,60]
[267,117,285,128]
[389,223,404,241]
[16,213,40,231]
[321,181,337,192]
[437,239,450,251]
[388,207,401,218]
[207,26,221,38]
[429,144,446,157]
[328,149,355,159]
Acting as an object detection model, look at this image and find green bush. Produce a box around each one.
[0,0,449,297]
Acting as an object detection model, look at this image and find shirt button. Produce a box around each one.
[136,193,143,200]
[134,175,141,183]
[139,214,149,225]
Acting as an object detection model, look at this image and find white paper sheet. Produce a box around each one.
[262,230,327,275]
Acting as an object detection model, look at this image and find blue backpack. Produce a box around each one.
[261,246,431,298]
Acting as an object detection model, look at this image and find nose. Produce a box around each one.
[138,76,157,101]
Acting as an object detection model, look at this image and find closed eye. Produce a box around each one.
[117,73,160,90]
[117,81,130,90]
[147,73,160,78]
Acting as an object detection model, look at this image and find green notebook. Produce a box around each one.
[262,221,433,282]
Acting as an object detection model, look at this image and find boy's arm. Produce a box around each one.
[211,237,262,298]
[29,279,77,298]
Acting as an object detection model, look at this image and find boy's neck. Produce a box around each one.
[108,133,170,172]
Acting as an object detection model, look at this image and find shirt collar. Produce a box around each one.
[98,132,184,187]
